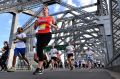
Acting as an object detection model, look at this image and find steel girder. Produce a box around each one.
[20,1,108,60]
[22,6,43,28]
[104,0,120,68]
[0,0,60,13]
[105,0,120,67]
[1,0,108,61]
[57,1,98,20]
[22,6,98,32]
[96,0,108,15]
[111,0,120,55]
[0,0,41,13]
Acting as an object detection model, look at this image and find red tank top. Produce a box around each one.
[36,16,53,33]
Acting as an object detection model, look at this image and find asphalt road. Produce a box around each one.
[0,69,115,79]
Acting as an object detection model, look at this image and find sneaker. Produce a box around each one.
[50,67,54,70]
[33,68,43,75]
[0,68,4,72]
[7,67,15,72]
[4,68,8,71]
[28,65,32,70]
[70,65,74,70]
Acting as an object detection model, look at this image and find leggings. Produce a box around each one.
[36,32,51,61]
[0,55,8,70]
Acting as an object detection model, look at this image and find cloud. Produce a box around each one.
[80,0,91,6]
[54,4,61,12]
[63,0,67,2]
[53,0,75,18]
[8,19,12,24]
[92,0,97,3]
[66,0,77,7]
[0,13,10,17]
[53,0,77,12]
[18,22,22,28]
[61,0,77,13]
[83,6,97,12]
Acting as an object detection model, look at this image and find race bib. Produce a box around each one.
[38,24,46,30]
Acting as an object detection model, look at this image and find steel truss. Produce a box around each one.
[21,1,108,60]
[111,0,120,55]
[0,0,109,61]
[107,0,120,67]
[96,0,108,15]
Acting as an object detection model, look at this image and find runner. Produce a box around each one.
[49,45,58,70]
[85,47,94,69]
[0,41,9,71]
[66,43,75,70]
[33,5,59,75]
[8,27,31,71]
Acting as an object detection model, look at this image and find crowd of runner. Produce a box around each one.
[0,5,105,75]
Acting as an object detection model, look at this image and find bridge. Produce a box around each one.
[0,0,120,79]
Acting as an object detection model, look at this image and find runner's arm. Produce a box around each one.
[50,16,59,30]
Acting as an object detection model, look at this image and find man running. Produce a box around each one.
[49,45,58,69]
[8,27,31,71]
[66,43,75,70]
[85,47,94,69]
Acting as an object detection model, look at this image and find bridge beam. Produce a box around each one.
[8,12,18,68]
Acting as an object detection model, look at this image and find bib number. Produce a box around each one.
[38,24,46,30]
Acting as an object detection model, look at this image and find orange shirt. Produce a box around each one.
[34,16,53,33]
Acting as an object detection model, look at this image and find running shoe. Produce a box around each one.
[70,65,74,70]
[33,68,43,75]
[0,68,4,71]
[7,67,16,72]
[28,65,32,70]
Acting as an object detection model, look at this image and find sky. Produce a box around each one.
[0,0,97,49]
